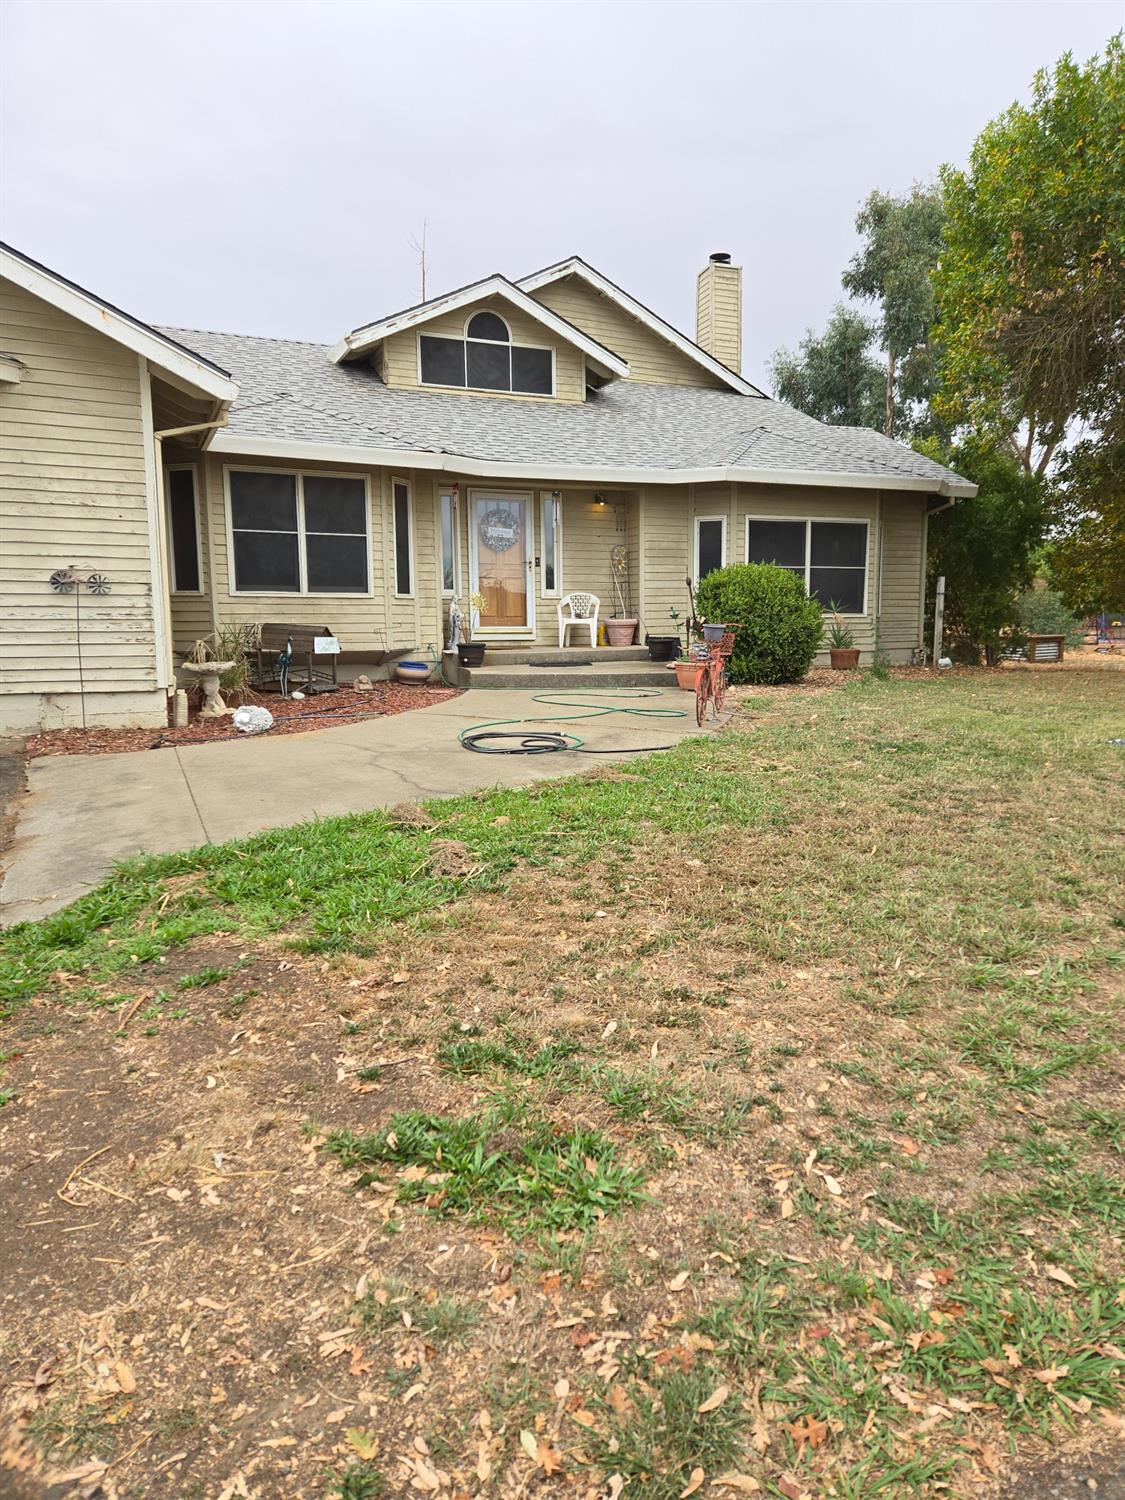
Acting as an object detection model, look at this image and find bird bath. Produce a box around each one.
[180,660,234,718]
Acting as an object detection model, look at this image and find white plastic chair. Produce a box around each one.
[558,592,600,649]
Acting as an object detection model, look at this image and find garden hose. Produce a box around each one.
[457,689,687,755]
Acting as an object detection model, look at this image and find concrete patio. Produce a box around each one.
[0,684,715,927]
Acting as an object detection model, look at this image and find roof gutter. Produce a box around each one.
[208,431,975,497]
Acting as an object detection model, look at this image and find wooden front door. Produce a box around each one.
[470,492,534,634]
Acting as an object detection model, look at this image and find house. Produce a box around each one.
[0,242,974,730]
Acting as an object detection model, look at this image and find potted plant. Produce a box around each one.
[606,544,639,646]
[456,591,487,668]
[646,605,682,662]
[825,604,860,669]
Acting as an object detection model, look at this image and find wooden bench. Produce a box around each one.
[255,623,339,694]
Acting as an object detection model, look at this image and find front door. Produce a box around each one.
[469,491,534,635]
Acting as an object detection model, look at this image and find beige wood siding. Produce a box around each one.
[198,455,446,660]
[695,261,742,374]
[380,296,586,403]
[0,276,164,725]
[639,485,694,634]
[877,492,927,659]
[530,275,728,389]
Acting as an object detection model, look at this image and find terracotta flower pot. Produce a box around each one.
[674,660,702,691]
[605,618,638,646]
[830,648,861,670]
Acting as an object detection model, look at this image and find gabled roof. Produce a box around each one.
[516,255,767,399]
[0,241,239,403]
[330,272,630,379]
[166,326,976,498]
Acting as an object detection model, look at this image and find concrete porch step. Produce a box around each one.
[481,644,654,666]
[466,660,682,691]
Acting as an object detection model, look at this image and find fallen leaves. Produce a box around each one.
[697,1383,730,1414]
[1045,1263,1079,1289]
[679,1466,705,1497]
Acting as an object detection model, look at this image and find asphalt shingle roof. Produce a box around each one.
[161,327,972,495]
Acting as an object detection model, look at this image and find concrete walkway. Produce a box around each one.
[0,685,712,927]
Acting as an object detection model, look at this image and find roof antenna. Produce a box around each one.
[408,219,429,301]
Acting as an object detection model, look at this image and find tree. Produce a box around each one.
[842,185,946,436]
[1047,426,1125,613]
[769,306,885,430]
[921,437,1049,661]
[934,36,1124,475]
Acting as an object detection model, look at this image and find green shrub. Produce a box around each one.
[695,564,824,684]
[1016,587,1085,648]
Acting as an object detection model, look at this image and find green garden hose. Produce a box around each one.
[457,688,687,755]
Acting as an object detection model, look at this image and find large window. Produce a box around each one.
[747,517,868,613]
[540,491,562,596]
[393,479,413,596]
[228,469,369,594]
[419,311,554,396]
[165,466,200,593]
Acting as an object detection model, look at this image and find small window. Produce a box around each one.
[230,471,300,592]
[440,492,457,594]
[420,335,466,387]
[304,475,369,593]
[393,480,413,596]
[810,521,866,612]
[695,516,726,580]
[166,467,200,593]
[466,310,509,342]
[466,339,510,391]
[541,492,562,595]
[512,346,553,395]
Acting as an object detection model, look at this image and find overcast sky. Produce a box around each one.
[1,1,1118,392]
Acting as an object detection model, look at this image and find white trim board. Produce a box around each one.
[1,242,238,403]
[331,273,629,379]
[208,432,976,498]
[516,256,766,398]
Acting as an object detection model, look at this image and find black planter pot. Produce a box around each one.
[645,635,680,662]
[457,641,486,668]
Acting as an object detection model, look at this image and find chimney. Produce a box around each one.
[695,251,742,373]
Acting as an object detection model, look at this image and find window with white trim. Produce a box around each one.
[419,311,554,396]
[694,514,726,581]
[393,479,413,596]
[540,492,562,595]
[747,517,868,613]
[165,466,201,593]
[439,490,458,595]
[228,469,369,594]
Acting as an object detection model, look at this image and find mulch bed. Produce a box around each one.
[26,683,463,759]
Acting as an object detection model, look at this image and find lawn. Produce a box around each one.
[0,668,1121,1500]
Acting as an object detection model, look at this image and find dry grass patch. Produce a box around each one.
[1,669,1122,1498]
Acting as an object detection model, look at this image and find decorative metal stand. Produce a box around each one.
[49,566,111,729]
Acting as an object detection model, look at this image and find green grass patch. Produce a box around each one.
[323,1106,646,1235]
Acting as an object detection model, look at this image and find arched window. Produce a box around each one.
[466,311,510,343]
[419,308,554,396]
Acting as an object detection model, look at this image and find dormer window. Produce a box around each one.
[419,311,554,396]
